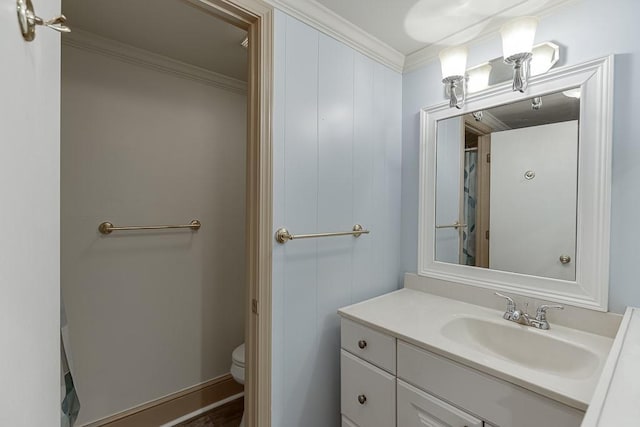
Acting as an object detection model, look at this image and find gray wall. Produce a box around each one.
[61,43,246,424]
[271,10,403,427]
[401,0,640,313]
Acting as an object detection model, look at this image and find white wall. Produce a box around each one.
[271,10,403,427]
[61,43,246,424]
[0,1,60,426]
[401,0,640,313]
[435,116,463,263]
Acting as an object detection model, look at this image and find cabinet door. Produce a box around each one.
[341,350,395,427]
[397,341,583,427]
[398,380,483,427]
[342,415,359,427]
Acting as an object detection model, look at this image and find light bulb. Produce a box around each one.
[501,17,538,60]
[563,88,581,99]
[467,63,492,93]
[439,45,468,79]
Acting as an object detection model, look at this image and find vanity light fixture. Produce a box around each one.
[531,42,559,76]
[500,16,538,93]
[467,62,492,93]
[531,97,542,110]
[439,45,468,109]
[563,88,581,99]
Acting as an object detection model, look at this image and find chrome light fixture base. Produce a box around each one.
[442,75,466,109]
[504,52,533,93]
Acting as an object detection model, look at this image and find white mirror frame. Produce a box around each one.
[418,55,613,311]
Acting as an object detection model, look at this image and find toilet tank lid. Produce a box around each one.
[232,343,245,365]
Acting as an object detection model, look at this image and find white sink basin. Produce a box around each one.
[441,316,600,379]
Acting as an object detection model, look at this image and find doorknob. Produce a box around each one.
[17,0,71,42]
[435,220,467,230]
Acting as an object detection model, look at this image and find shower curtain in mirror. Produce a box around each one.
[61,298,80,426]
[462,151,477,266]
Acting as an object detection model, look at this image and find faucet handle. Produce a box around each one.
[495,292,515,308]
[535,304,564,320]
[494,292,516,319]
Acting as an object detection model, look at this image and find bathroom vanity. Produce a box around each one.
[338,53,620,427]
[338,289,613,427]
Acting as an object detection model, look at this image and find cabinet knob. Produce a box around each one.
[357,394,367,405]
[559,255,571,264]
[357,340,367,349]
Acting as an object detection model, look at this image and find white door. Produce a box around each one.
[435,116,463,263]
[490,121,578,281]
[0,1,61,425]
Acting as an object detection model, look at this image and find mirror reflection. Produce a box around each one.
[435,89,580,281]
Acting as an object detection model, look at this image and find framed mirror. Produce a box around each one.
[418,56,613,311]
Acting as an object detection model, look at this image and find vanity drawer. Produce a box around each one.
[341,349,395,427]
[397,341,584,427]
[341,318,396,373]
[398,379,483,427]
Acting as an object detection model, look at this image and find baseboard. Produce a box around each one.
[82,374,243,427]
[159,392,244,427]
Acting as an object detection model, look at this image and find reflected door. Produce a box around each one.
[489,121,578,280]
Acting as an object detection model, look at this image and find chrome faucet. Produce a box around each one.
[532,304,565,330]
[495,292,564,330]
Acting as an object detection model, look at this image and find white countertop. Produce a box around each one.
[338,288,614,411]
[582,306,640,426]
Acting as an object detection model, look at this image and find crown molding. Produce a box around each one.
[62,29,248,95]
[264,0,404,72]
[480,111,510,131]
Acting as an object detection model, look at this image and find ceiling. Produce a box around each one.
[310,0,573,69]
[62,0,248,81]
[484,90,580,129]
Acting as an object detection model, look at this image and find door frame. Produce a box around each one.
[463,115,492,268]
[185,1,274,425]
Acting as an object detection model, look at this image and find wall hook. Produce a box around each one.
[17,0,70,42]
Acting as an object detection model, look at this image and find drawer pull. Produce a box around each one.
[357,394,367,405]
[358,340,367,349]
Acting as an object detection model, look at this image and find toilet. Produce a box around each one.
[230,343,245,427]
